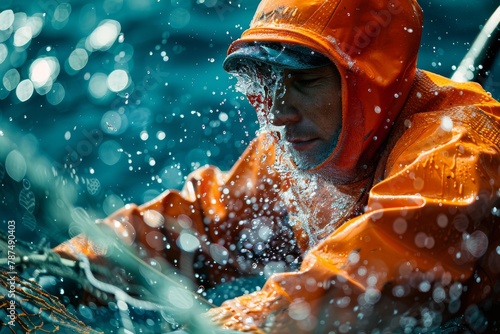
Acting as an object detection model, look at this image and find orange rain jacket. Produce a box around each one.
[56,0,500,332]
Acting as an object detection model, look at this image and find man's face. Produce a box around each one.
[269,64,342,170]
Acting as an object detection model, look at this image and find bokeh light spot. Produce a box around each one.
[87,20,121,51]
[103,193,124,216]
[3,68,20,91]
[0,43,8,64]
[68,48,89,71]
[209,243,229,265]
[393,217,408,235]
[143,210,165,228]
[107,69,129,92]
[88,72,109,99]
[16,79,34,102]
[29,57,60,89]
[156,131,166,140]
[169,8,190,29]
[13,26,32,47]
[0,10,15,31]
[46,82,66,105]
[26,15,44,37]
[103,0,125,15]
[5,150,27,182]
[53,3,72,23]
[101,110,127,134]
[98,140,122,165]
[440,116,453,132]
[177,232,200,252]
[465,231,488,258]
[160,165,184,189]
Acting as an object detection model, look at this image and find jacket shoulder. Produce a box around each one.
[403,69,500,115]
[378,70,500,179]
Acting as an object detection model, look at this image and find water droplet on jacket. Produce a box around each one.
[492,207,500,217]
[453,214,469,232]
[436,214,448,228]
[440,116,453,132]
[288,300,311,320]
[393,217,407,234]
[465,230,488,258]
[418,281,431,292]
[413,177,424,191]
[415,232,434,248]
[432,286,446,303]
[392,285,405,297]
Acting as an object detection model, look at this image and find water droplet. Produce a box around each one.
[393,217,407,234]
[16,79,34,102]
[107,69,129,92]
[437,214,448,228]
[440,116,453,132]
[87,19,121,51]
[0,10,15,31]
[465,230,488,258]
[177,233,199,253]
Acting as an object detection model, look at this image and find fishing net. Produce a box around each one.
[0,270,101,334]
[0,229,227,334]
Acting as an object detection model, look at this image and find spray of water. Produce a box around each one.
[0,124,228,334]
[231,65,362,249]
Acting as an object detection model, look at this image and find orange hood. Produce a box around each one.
[226,0,423,182]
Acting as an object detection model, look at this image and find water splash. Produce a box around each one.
[231,65,360,248]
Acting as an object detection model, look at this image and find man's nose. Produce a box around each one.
[269,87,300,126]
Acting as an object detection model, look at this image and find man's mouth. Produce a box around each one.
[286,136,319,151]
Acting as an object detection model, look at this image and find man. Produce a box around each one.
[56,0,500,332]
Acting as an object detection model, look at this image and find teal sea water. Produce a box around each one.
[0,0,498,242]
[0,0,498,332]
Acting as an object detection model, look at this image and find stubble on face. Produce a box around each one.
[270,65,343,171]
[288,126,341,170]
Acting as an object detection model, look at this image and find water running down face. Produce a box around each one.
[269,64,342,170]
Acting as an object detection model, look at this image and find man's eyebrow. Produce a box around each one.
[292,69,333,77]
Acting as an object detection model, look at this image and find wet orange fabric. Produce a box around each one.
[55,0,500,332]
[204,70,500,332]
[211,0,500,330]
[55,135,301,286]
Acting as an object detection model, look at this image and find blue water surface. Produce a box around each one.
[0,0,498,243]
[0,0,499,332]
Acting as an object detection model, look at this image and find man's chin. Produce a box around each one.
[276,141,327,171]
[290,153,322,171]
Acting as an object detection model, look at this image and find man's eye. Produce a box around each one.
[296,78,320,87]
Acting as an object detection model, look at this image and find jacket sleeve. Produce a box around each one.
[54,132,298,287]
[207,107,500,332]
